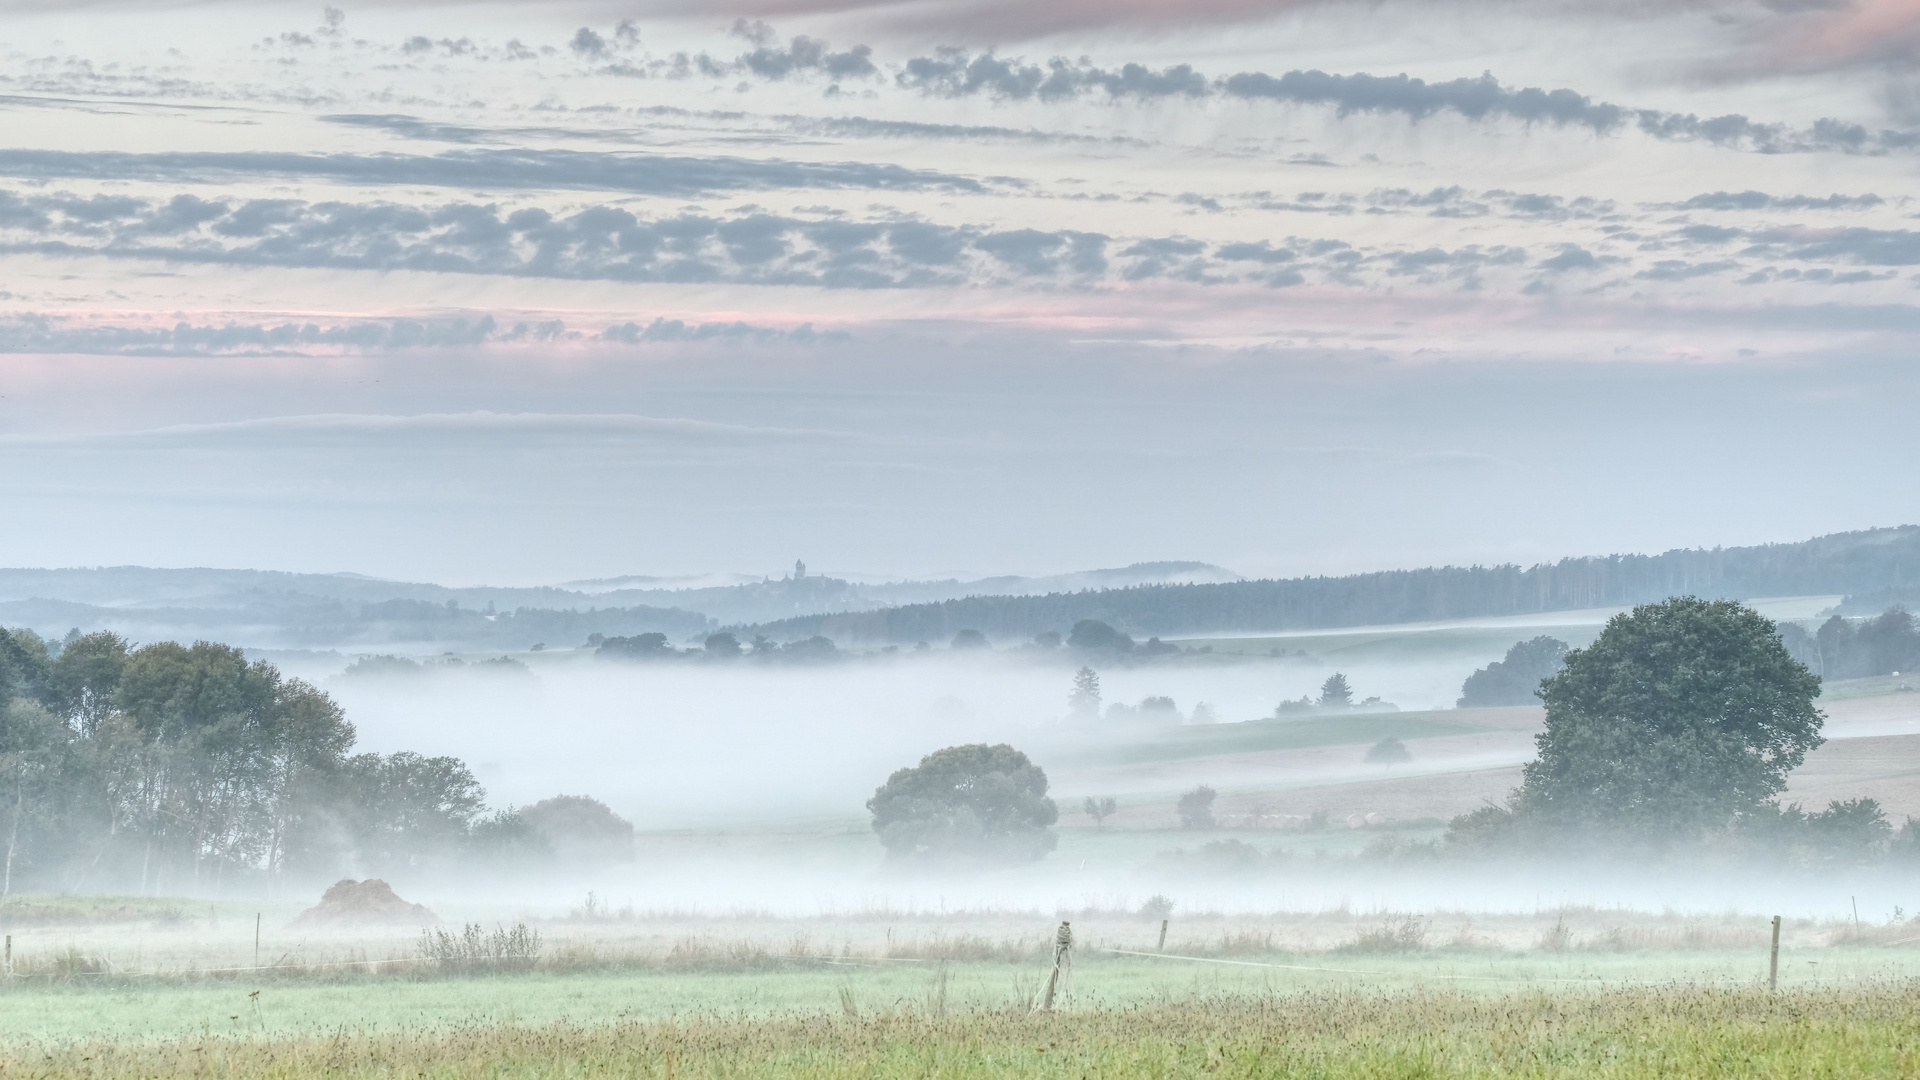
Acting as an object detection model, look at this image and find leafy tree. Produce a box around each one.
[338,654,423,679]
[1138,696,1180,722]
[1816,615,1855,677]
[950,629,989,650]
[1318,673,1353,709]
[46,631,129,734]
[1513,597,1823,840]
[1856,607,1919,676]
[1068,667,1101,718]
[0,630,50,709]
[333,751,487,873]
[782,635,837,662]
[703,632,742,658]
[1068,619,1133,653]
[1457,636,1568,708]
[466,807,555,868]
[1176,785,1216,829]
[598,633,672,659]
[1802,607,1919,679]
[522,795,635,863]
[1082,795,1117,828]
[867,743,1058,864]
[1365,737,1411,765]
[0,700,67,896]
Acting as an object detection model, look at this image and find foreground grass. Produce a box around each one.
[8,983,1920,1078]
[3,947,1918,1043]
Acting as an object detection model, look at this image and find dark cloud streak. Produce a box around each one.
[0,147,983,197]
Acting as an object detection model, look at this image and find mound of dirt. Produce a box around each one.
[293,879,438,927]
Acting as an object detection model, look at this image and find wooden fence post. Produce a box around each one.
[1769,915,1781,991]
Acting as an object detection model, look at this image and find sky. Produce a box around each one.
[0,0,1917,584]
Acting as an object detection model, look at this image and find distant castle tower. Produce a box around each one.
[794,559,806,580]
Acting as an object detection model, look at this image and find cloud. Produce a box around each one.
[730,21,877,82]
[0,147,984,198]
[1749,226,1920,266]
[886,48,1920,156]
[0,190,1113,289]
[1634,259,1740,281]
[1679,224,1744,243]
[0,181,1908,301]
[0,312,840,358]
[1223,70,1625,131]
[1538,245,1599,272]
[1674,191,1885,211]
[898,50,1208,101]
[326,110,1131,150]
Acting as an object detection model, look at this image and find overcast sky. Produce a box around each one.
[0,0,1915,584]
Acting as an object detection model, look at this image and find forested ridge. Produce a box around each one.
[733,526,1920,645]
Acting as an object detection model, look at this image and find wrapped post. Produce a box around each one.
[1039,921,1073,1011]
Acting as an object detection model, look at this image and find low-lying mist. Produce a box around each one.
[321,648,1488,827]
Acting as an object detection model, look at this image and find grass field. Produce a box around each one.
[8,980,1920,1078]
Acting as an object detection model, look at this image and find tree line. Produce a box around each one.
[0,629,587,896]
[728,526,1920,645]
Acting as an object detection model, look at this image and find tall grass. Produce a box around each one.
[10,983,1920,1078]
[417,923,542,972]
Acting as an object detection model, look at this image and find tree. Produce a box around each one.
[0,630,49,710]
[0,701,67,897]
[1514,597,1824,840]
[867,744,1058,864]
[782,635,837,662]
[1068,620,1133,653]
[46,631,127,734]
[598,633,672,659]
[1067,667,1101,719]
[1176,785,1216,829]
[1816,615,1855,677]
[334,751,486,873]
[258,679,356,886]
[950,629,989,650]
[703,632,742,658]
[1856,607,1919,676]
[1457,636,1569,708]
[1138,696,1180,722]
[1365,737,1411,765]
[1082,796,1117,828]
[466,807,554,868]
[1318,673,1353,709]
[521,795,635,864]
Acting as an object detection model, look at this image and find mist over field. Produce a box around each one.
[7,2,1920,1066]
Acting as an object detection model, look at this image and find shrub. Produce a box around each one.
[1176,785,1217,829]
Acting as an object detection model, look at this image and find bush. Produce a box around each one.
[1365,737,1411,764]
[1176,785,1217,829]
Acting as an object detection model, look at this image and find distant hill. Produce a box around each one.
[0,529,1914,653]
[0,560,1239,652]
[729,526,1920,646]
[570,561,1243,624]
